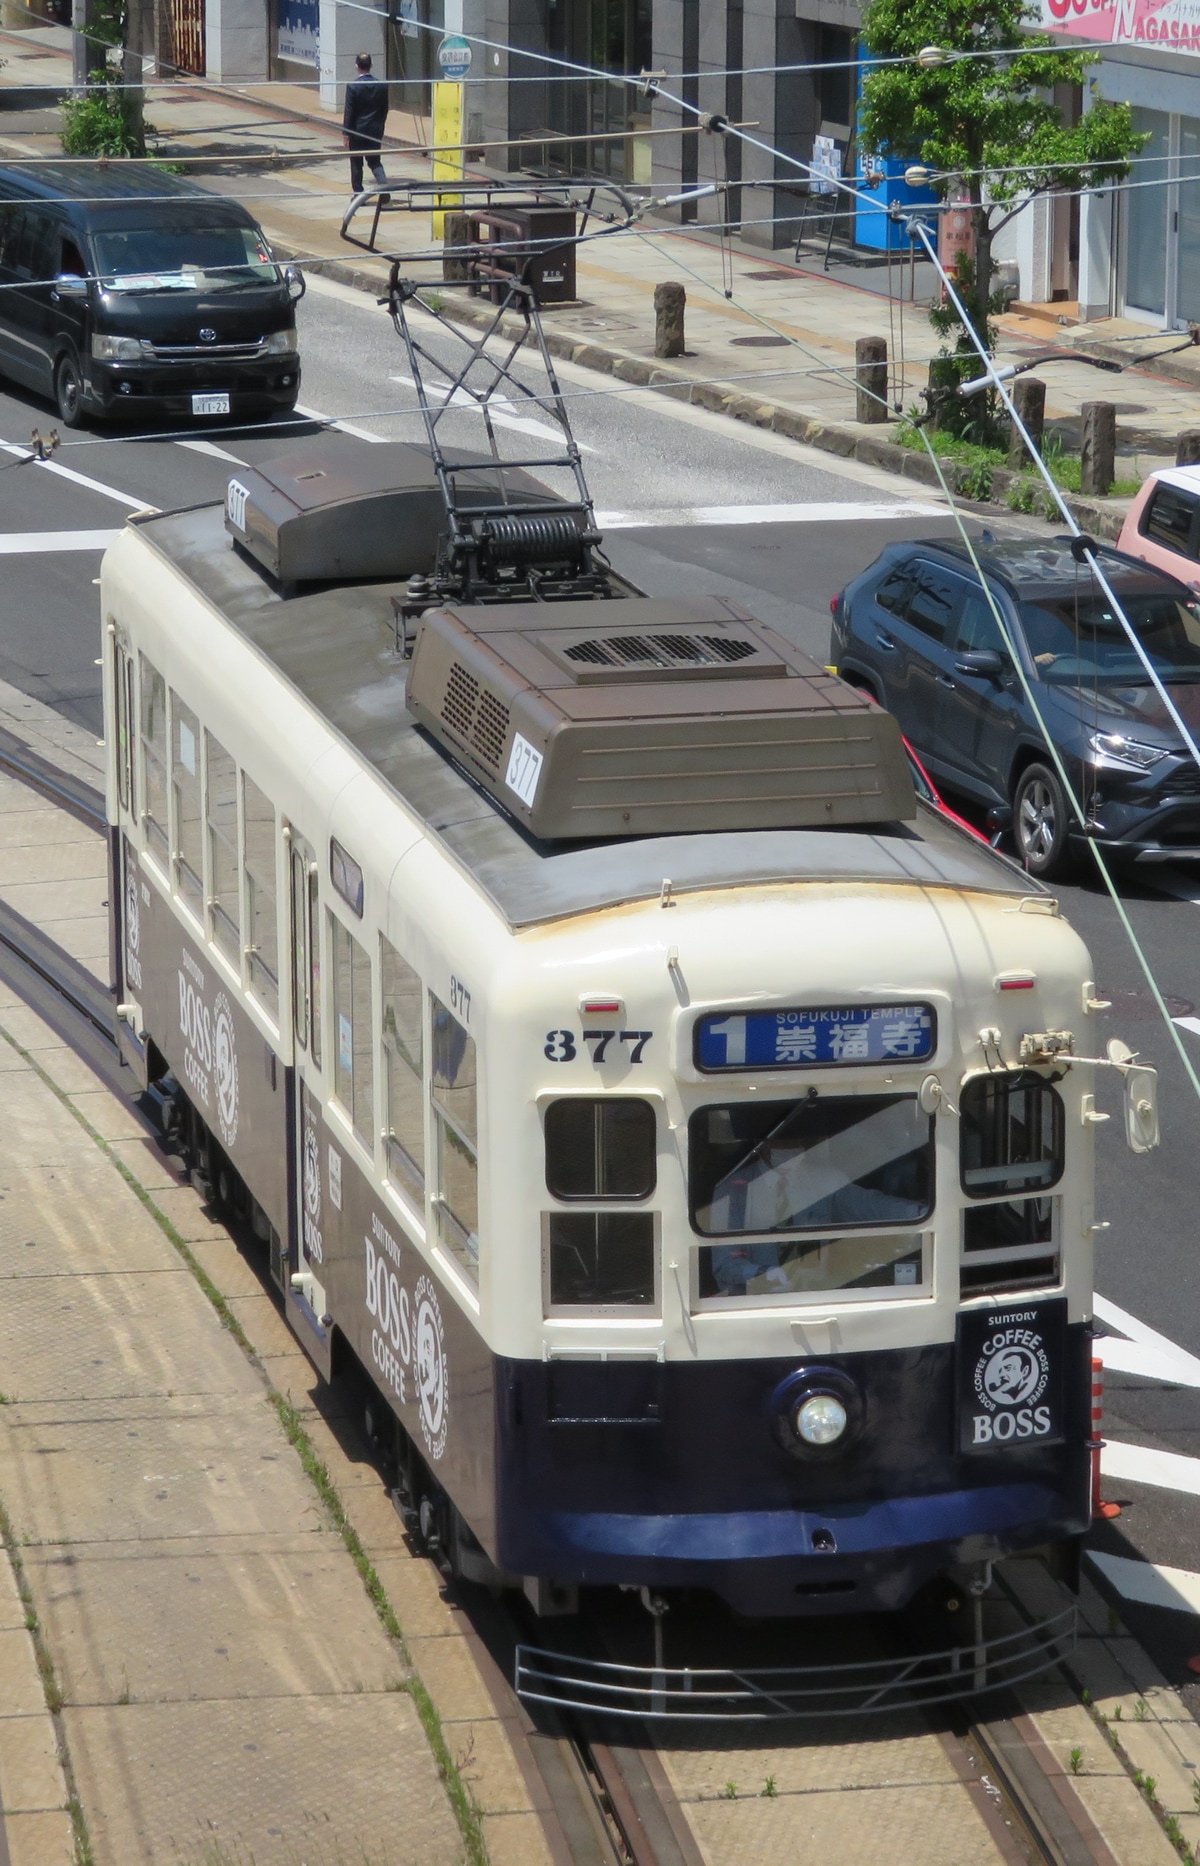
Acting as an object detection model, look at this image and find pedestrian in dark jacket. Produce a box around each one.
[343,53,390,197]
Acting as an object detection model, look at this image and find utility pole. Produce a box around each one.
[71,0,97,89]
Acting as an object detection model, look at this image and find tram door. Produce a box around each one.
[288,826,328,1328]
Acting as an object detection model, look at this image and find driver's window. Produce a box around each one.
[60,239,85,278]
[956,595,1006,656]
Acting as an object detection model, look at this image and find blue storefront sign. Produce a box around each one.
[277,0,318,64]
[695,1003,936,1072]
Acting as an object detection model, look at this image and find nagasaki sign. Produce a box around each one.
[1039,0,1200,54]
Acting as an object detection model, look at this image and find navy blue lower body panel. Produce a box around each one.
[492,1324,1091,1615]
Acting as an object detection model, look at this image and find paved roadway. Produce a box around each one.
[4,272,1200,1692]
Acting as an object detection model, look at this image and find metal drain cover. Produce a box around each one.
[731,334,791,347]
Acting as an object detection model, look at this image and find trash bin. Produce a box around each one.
[466,203,577,305]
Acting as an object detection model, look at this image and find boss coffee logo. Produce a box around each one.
[958,1300,1066,1453]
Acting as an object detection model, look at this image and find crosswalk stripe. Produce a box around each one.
[1101,1439,1200,1497]
[595,500,946,529]
[1089,1550,1200,1615]
[0,530,119,554]
[1093,1294,1200,1388]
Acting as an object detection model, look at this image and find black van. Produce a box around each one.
[0,163,303,428]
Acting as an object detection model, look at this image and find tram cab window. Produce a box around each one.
[331,914,374,1148]
[689,1093,932,1305]
[543,1097,658,1313]
[431,993,478,1284]
[959,1072,1064,1295]
[381,938,424,1202]
[171,693,203,918]
[242,775,278,1020]
[959,1072,1063,1196]
[139,655,168,864]
[961,1196,1057,1296]
[544,1098,656,1200]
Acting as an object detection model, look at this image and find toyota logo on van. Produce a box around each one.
[199,327,217,343]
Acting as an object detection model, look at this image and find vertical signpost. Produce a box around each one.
[433,31,472,238]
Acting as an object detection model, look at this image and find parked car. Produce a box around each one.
[0,163,304,428]
[1117,465,1200,593]
[830,536,1200,878]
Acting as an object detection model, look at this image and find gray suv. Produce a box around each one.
[830,537,1200,878]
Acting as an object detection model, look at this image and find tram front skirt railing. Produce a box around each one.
[514,1602,1077,1721]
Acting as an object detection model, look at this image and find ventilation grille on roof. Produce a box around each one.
[563,632,759,670]
[441,661,511,772]
[537,625,786,684]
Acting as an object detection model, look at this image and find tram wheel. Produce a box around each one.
[1013,762,1077,880]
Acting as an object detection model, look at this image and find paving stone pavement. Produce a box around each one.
[0,1019,469,1866]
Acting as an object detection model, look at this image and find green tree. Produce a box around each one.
[859,0,1143,435]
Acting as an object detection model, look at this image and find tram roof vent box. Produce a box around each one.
[406,596,917,839]
[222,438,556,586]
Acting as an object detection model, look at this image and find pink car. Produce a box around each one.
[1117,465,1200,593]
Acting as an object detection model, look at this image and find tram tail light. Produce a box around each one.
[579,995,625,1022]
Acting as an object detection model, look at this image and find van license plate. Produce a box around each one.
[192,392,230,416]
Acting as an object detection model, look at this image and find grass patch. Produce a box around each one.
[0,1023,488,1866]
[896,418,1141,504]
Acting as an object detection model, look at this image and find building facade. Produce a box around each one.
[1037,0,1200,326]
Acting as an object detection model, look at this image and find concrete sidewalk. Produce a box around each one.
[2,25,1199,530]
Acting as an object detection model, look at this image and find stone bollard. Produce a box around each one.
[654,281,686,358]
[442,212,472,284]
[1081,402,1117,497]
[855,337,889,424]
[1007,377,1046,468]
[1177,429,1200,467]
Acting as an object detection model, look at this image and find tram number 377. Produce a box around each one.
[545,1029,652,1063]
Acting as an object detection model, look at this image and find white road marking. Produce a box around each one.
[389,373,595,450]
[1174,1014,1200,1039]
[176,438,245,463]
[1089,1550,1200,1615]
[0,440,150,509]
[0,530,118,553]
[596,500,946,530]
[1101,1439,1200,1497]
[1093,1293,1200,1388]
[294,401,385,443]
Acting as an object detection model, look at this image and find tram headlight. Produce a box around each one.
[794,1393,848,1446]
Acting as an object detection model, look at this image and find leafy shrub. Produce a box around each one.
[61,84,143,158]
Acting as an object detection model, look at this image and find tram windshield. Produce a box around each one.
[689,1093,933,1237]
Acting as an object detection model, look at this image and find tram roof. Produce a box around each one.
[134,505,1038,930]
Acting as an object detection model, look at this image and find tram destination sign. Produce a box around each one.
[695,1002,936,1072]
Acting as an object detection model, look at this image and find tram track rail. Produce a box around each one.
[0,750,1150,1866]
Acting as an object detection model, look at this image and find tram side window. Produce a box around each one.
[689,1094,933,1303]
[171,693,203,918]
[205,732,239,966]
[959,1072,1064,1296]
[242,775,279,1020]
[139,655,168,864]
[112,635,134,816]
[430,993,478,1285]
[543,1098,657,1310]
[381,938,424,1202]
[331,914,374,1147]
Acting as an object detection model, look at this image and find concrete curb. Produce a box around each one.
[281,240,1129,539]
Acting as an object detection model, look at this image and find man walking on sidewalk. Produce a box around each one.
[343,53,390,199]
